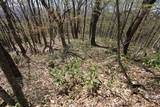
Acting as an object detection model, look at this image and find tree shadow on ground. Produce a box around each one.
[92,44,117,52]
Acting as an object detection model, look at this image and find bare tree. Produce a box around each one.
[71,0,84,39]
[116,0,132,85]
[82,0,88,40]
[90,0,102,46]
[40,0,67,48]
[0,1,27,57]
[123,0,157,55]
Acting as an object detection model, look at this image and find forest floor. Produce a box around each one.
[0,38,160,107]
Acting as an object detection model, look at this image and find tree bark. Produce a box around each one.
[123,0,157,55]
[0,43,29,107]
[0,1,26,56]
[90,0,101,46]
[82,0,88,40]
[40,0,67,48]
[116,0,132,85]
[0,86,16,106]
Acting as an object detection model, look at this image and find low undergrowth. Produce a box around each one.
[48,57,101,97]
[143,54,160,71]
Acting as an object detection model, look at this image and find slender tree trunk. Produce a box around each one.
[58,23,67,47]
[71,0,77,38]
[18,1,37,53]
[27,0,42,44]
[116,0,132,84]
[82,0,88,40]
[40,0,67,48]
[90,0,101,46]
[36,0,49,51]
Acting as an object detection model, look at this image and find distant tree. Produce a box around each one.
[82,0,88,40]
[90,0,102,46]
[17,0,37,53]
[71,0,84,39]
[40,0,67,48]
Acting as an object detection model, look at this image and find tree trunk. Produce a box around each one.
[0,86,16,106]
[123,0,157,55]
[0,1,26,56]
[90,0,101,46]
[116,0,132,85]
[82,0,88,40]
[40,0,67,48]
[0,43,29,107]
[71,0,78,39]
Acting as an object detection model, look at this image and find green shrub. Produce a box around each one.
[84,60,101,96]
[48,57,84,95]
[48,58,101,96]
[143,54,160,71]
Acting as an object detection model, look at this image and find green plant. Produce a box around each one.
[106,63,113,70]
[48,58,102,96]
[120,52,131,61]
[84,60,101,96]
[143,54,160,71]
[48,67,66,86]
[48,57,84,95]
[67,58,84,78]
[107,76,114,88]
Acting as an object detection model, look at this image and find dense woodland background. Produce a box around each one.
[0,0,160,107]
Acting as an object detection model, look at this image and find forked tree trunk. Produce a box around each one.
[116,0,132,85]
